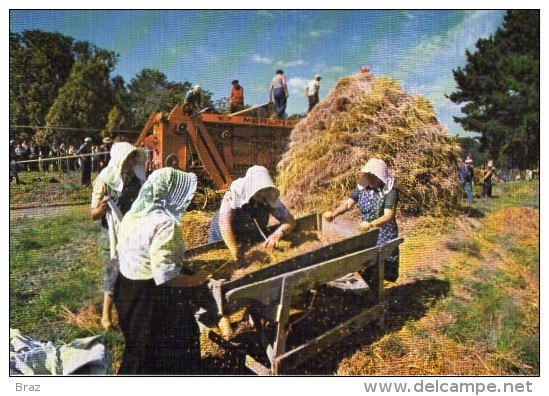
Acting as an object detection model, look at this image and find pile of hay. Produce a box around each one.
[277,71,462,216]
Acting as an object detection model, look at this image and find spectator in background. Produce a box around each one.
[229,80,244,114]
[481,160,495,198]
[464,158,475,203]
[100,137,113,170]
[77,137,93,186]
[28,141,38,171]
[49,143,59,172]
[145,147,155,178]
[68,144,77,171]
[269,70,288,119]
[304,74,321,113]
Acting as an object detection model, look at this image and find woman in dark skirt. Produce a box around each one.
[323,158,400,282]
[114,168,210,375]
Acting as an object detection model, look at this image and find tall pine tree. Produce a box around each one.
[448,10,539,168]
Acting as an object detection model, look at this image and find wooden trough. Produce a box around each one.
[186,213,404,375]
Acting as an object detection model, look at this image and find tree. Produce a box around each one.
[45,49,118,143]
[127,69,217,129]
[10,30,76,137]
[448,10,539,169]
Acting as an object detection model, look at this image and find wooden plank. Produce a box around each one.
[271,277,293,375]
[223,228,379,293]
[228,102,270,117]
[275,303,386,372]
[186,118,233,190]
[245,355,272,376]
[225,246,379,306]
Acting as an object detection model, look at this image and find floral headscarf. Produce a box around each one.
[125,168,197,225]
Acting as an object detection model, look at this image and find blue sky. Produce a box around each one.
[10,10,506,136]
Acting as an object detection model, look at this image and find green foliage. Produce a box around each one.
[456,136,490,166]
[44,50,118,143]
[448,11,539,169]
[10,30,77,136]
[127,69,217,129]
[11,29,222,143]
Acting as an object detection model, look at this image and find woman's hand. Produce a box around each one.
[264,230,283,249]
[91,197,110,220]
[359,221,372,231]
[323,211,335,222]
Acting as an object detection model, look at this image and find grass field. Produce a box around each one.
[9,179,539,375]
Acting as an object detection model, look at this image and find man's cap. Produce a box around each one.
[465,159,473,163]
[232,79,239,84]
[84,137,92,143]
[193,85,201,91]
[314,74,322,80]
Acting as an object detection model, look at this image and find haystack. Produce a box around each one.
[277,71,462,216]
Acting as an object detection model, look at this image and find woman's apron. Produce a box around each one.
[357,188,399,282]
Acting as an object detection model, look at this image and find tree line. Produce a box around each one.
[11,10,540,170]
[449,10,539,169]
[10,29,216,145]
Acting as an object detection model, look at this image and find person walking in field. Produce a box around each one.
[304,74,321,113]
[90,142,146,331]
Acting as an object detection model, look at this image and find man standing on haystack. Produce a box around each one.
[304,74,321,113]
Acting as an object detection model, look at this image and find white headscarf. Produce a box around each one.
[358,158,394,195]
[97,142,146,193]
[229,165,279,208]
[125,168,197,225]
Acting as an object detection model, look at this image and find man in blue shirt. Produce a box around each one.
[183,85,202,115]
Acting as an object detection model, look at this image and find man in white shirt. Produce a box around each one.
[304,74,321,113]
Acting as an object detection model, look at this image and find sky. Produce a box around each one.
[9,10,507,137]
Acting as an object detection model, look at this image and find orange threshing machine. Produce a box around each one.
[135,105,299,191]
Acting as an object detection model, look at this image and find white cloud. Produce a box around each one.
[251,54,273,64]
[287,77,309,94]
[276,59,305,68]
[309,29,331,38]
[395,11,503,80]
[326,65,346,73]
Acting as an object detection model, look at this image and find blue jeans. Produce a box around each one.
[464,182,473,202]
[273,87,287,118]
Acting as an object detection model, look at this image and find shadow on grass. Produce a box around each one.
[457,206,485,218]
[200,278,450,375]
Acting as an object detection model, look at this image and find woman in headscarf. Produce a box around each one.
[208,165,296,261]
[323,158,400,282]
[90,142,146,331]
[114,168,210,375]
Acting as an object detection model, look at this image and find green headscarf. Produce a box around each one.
[125,168,197,225]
